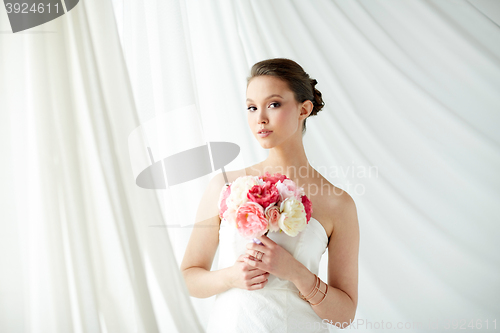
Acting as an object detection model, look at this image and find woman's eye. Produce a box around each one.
[247,102,279,112]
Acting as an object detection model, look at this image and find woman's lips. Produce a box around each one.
[258,131,272,138]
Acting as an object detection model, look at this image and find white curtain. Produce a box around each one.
[1,0,499,332]
[0,0,202,332]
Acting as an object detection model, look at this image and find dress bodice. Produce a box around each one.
[206,216,335,332]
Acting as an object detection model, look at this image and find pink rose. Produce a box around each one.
[260,172,289,186]
[276,179,302,202]
[218,184,231,219]
[247,183,279,209]
[301,195,313,223]
[264,205,281,232]
[235,202,268,239]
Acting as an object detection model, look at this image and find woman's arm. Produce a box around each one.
[180,172,228,298]
[292,191,359,328]
[180,172,270,298]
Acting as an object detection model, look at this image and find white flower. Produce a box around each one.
[278,198,307,237]
[225,175,259,210]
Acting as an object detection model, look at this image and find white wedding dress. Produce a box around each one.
[206,216,336,333]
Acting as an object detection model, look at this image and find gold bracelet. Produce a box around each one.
[310,283,328,306]
[298,274,318,301]
[298,274,329,306]
[299,274,320,301]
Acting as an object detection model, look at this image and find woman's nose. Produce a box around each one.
[257,111,268,124]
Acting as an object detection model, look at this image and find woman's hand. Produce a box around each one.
[243,234,300,281]
[226,254,270,291]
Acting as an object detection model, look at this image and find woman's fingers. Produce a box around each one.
[232,254,270,291]
[245,261,269,276]
[252,273,268,283]
[241,254,270,277]
[247,275,269,290]
[245,249,262,259]
[251,271,269,280]
[249,272,269,289]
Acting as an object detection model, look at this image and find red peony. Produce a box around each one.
[301,195,313,223]
[260,171,289,186]
[247,183,279,209]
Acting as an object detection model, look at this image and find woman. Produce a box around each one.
[181,58,359,332]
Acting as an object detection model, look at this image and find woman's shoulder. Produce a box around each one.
[210,164,266,186]
[315,173,353,208]
[208,168,256,199]
[305,170,355,238]
[308,169,354,203]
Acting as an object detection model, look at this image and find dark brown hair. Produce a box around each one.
[247,58,325,134]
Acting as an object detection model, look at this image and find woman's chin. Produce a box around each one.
[259,142,275,149]
[255,135,277,149]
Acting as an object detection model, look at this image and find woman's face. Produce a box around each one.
[246,75,308,149]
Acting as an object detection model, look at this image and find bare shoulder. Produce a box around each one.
[328,186,357,223]
[326,184,358,237]
[195,170,238,224]
[198,168,253,222]
[211,167,257,186]
[306,172,358,239]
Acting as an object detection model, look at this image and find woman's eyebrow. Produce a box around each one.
[246,94,283,102]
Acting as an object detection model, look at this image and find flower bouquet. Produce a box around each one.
[218,172,313,244]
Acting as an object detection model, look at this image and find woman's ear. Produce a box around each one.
[299,100,314,119]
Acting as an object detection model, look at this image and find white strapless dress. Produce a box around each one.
[206,217,336,333]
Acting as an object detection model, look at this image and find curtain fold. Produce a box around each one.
[1,0,202,332]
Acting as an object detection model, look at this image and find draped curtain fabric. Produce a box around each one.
[0,0,202,332]
[1,0,499,332]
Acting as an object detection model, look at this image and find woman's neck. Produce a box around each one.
[260,143,312,180]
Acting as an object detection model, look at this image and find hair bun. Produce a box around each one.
[310,78,324,116]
